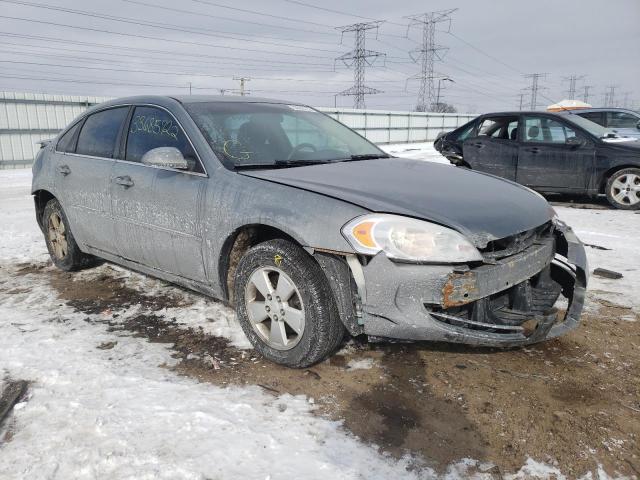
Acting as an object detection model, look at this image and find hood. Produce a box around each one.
[240,159,553,247]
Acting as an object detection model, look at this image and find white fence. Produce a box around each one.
[0,92,477,169]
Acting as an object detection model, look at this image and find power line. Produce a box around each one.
[0,15,332,59]
[404,10,456,112]
[0,32,335,69]
[282,0,407,27]
[188,0,335,29]
[123,0,338,39]
[335,22,386,109]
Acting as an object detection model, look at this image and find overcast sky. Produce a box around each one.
[0,0,637,112]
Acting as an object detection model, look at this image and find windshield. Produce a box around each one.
[563,113,613,138]
[184,102,387,168]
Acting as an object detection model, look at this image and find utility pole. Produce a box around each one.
[335,21,385,109]
[404,9,456,112]
[188,82,192,96]
[582,85,593,104]
[563,74,584,99]
[622,92,632,108]
[233,77,251,96]
[523,73,546,110]
[517,92,526,110]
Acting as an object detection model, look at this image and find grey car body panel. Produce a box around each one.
[32,95,587,348]
[240,158,553,247]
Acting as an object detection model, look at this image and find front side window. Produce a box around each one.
[607,112,639,129]
[125,106,202,173]
[76,107,128,158]
[56,122,81,153]
[523,116,578,143]
[184,102,385,168]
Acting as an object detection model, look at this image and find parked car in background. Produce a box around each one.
[434,111,640,209]
[32,96,587,367]
[557,108,640,139]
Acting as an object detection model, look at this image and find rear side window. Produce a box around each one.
[477,116,518,140]
[578,112,604,126]
[76,107,128,158]
[125,106,202,173]
[56,122,81,153]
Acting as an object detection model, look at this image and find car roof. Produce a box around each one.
[93,94,305,108]
[556,107,640,115]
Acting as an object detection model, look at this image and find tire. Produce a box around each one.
[42,198,99,271]
[605,168,640,210]
[234,239,345,368]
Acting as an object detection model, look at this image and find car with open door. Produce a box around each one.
[33,96,587,367]
[435,111,640,209]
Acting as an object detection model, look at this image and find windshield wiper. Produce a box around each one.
[344,153,391,161]
[234,159,330,170]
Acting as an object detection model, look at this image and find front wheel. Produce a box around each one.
[43,199,99,271]
[605,168,640,210]
[234,239,345,368]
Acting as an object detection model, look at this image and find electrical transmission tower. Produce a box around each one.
[404,10,456,112]
[604,85,618,107]
[523,73,546,110]
[563,74,584,99]
[582,85,593,103]
[233,77,251,96]
[335,22,385,109]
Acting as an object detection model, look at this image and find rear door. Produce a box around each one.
[516,115,594,191]
[462,115,519,180]
[110,105,208,282]
[54,106,129,253]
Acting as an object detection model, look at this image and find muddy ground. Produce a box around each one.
[8,262,640,478]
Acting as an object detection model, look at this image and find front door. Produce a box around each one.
[516,115,594,191]
[54,106,129,254]
[462,115,519,180]
[110,105,208,282]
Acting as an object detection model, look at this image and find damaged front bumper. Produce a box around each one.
[352,222,588,347]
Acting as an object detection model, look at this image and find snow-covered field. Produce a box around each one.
[0,146,638,479]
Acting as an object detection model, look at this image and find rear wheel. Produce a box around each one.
[605,168,640,210]
[43,199,99,271]
[234,239,345,368]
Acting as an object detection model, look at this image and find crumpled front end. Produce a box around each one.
[353,220,588,346]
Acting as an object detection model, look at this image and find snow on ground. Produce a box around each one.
[0,160,637,479]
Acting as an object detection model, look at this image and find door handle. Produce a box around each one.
[56,165,71,176]
[525,147,541,154]
[114,175,134,188]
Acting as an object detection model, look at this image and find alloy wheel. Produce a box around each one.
[47,212,68,259]
[244,267,305,350]
[610,172,640,206]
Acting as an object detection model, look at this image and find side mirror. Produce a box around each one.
[636,120,640,130]
[141,147,188,170]
[566,136,585,148]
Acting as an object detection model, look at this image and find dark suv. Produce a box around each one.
[434,111,640,209]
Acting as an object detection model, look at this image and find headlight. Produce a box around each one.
[341,214,483,263]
